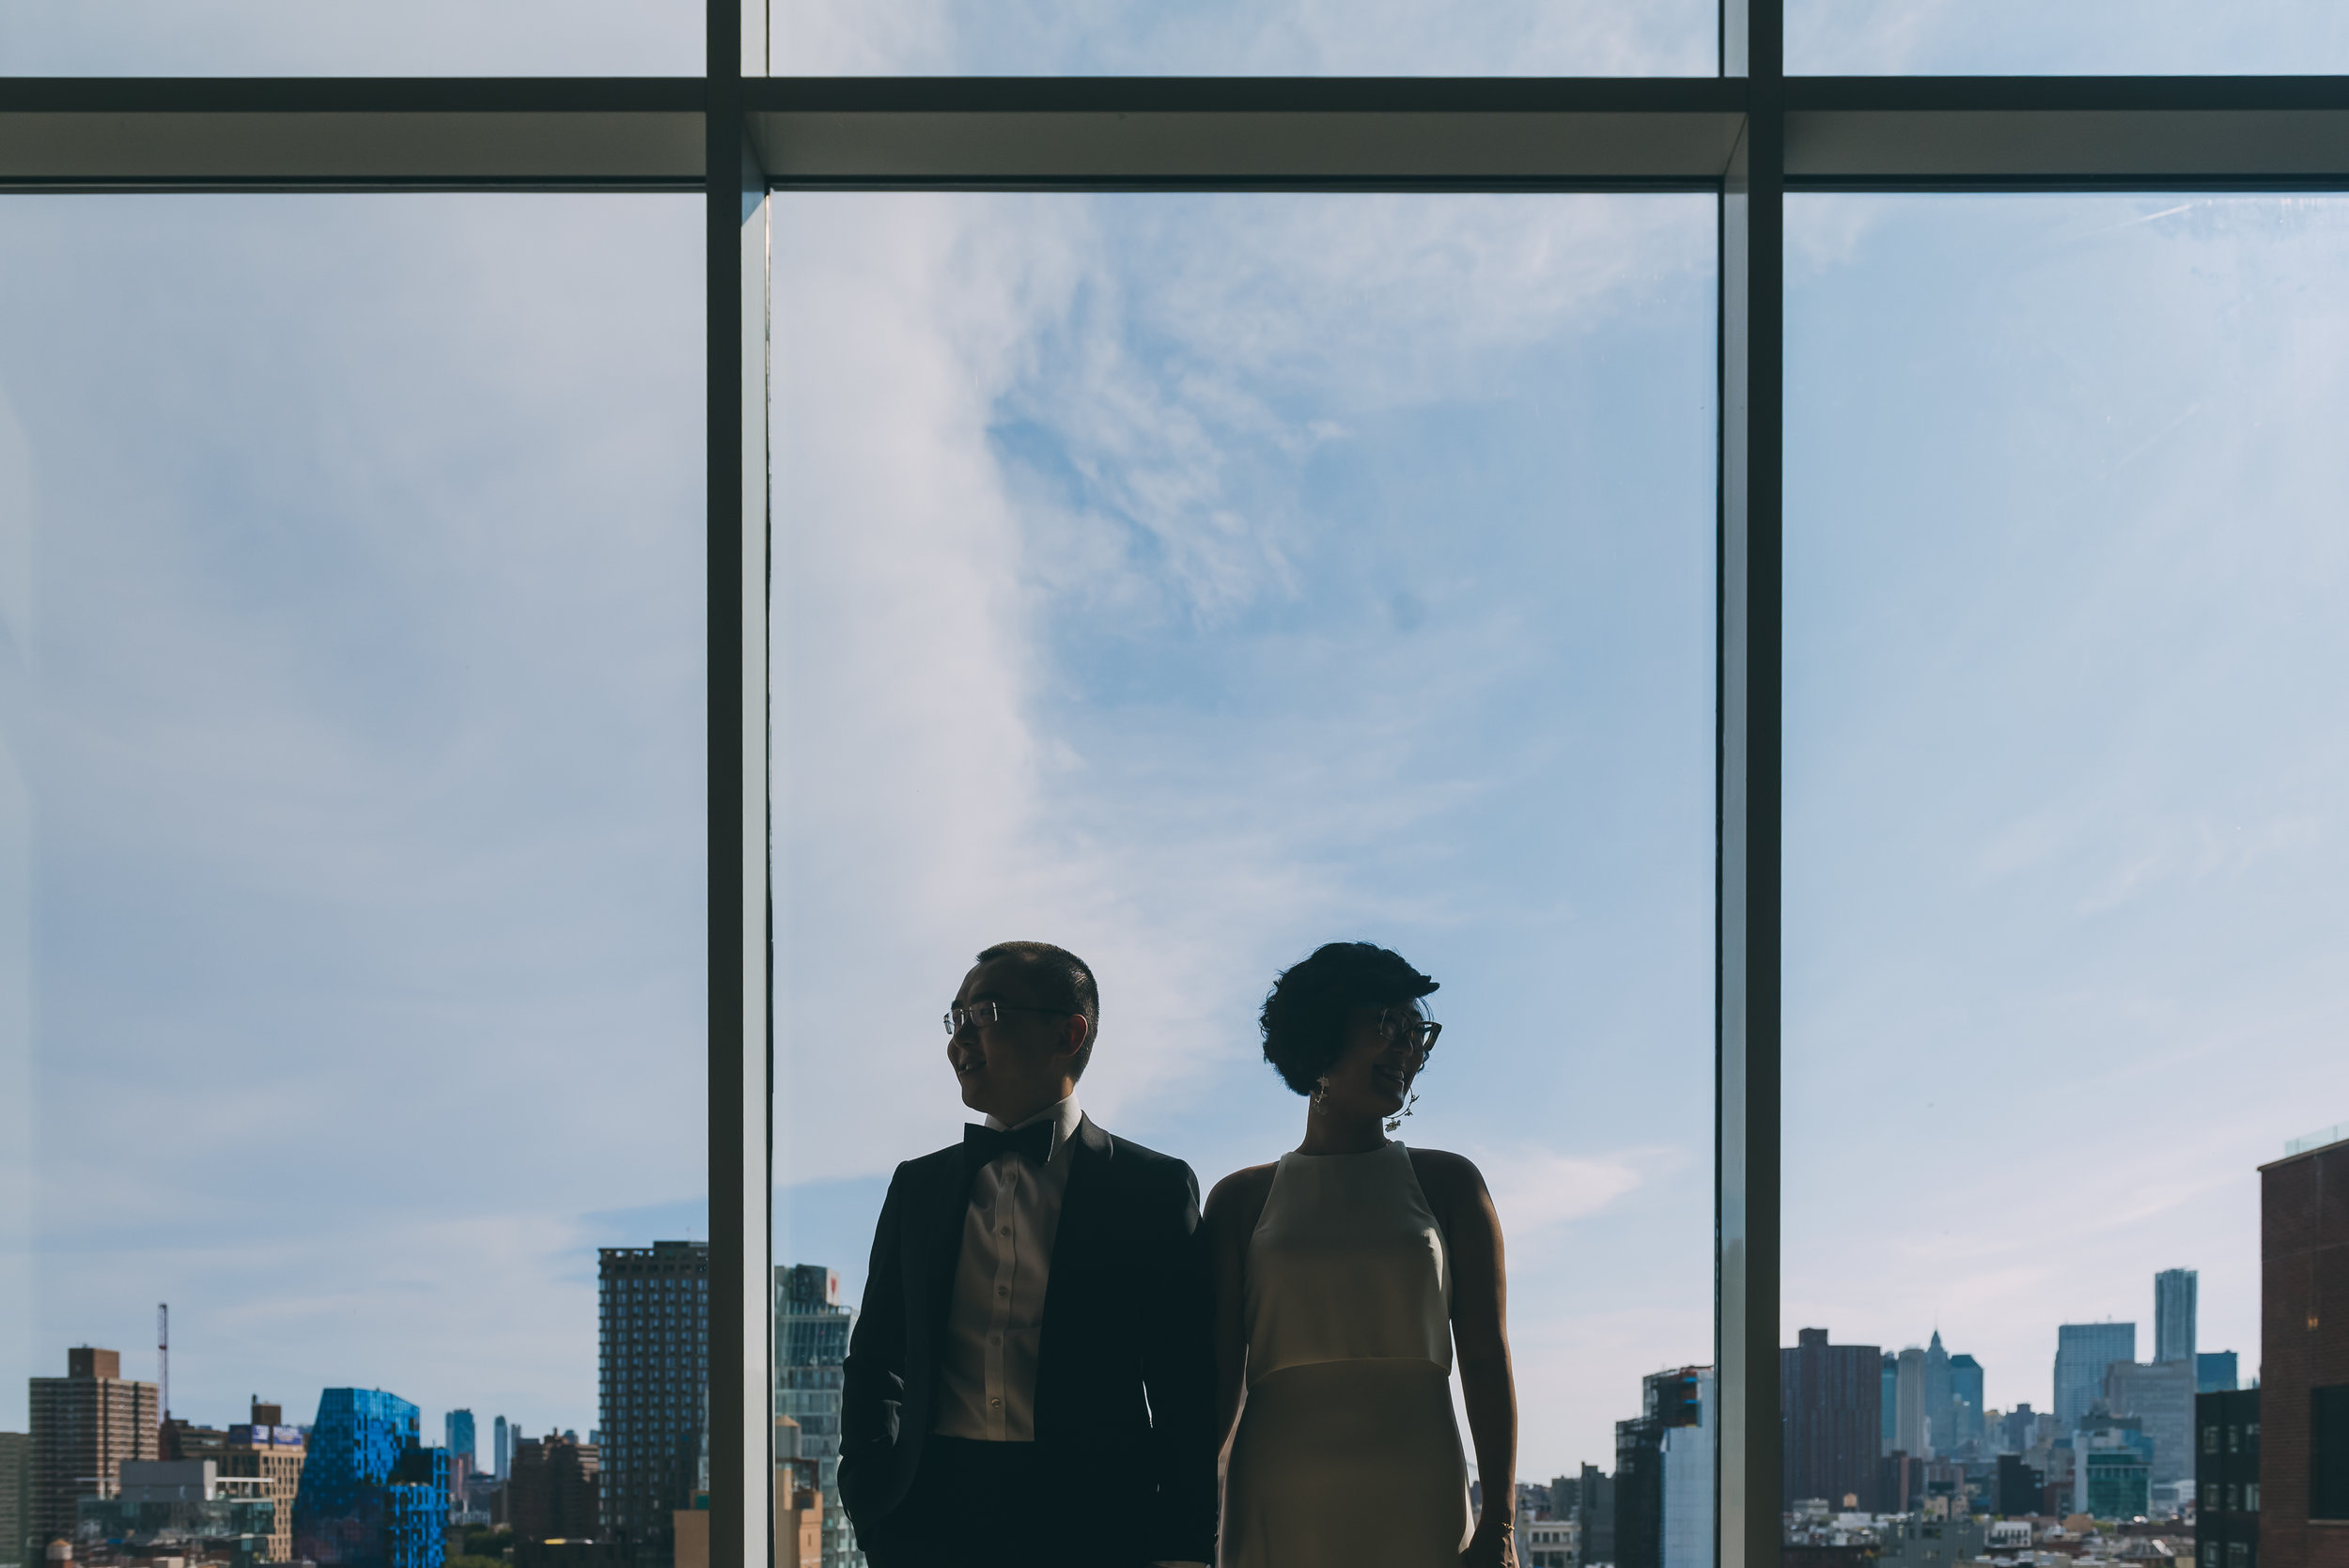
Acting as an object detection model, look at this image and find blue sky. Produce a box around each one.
[2,170,2346,1497]
[9,0,2349,75]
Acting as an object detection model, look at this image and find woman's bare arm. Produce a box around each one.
[1413,1148,1517,1568]
[1201,1164,1276,1452]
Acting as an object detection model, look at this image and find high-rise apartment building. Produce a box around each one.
[28,1348,160,1551]
[507,1436,599,1544]
[1782,1328,1884,1510]
[1659,1368,1714,1568]
[1569,1463,1614,1565]
[220,1404,306,1562]
[2055,1324,2138,1428]
[599,1240,709,1568]
[2196,1387,2260,1568]
[1615,1367,1705,1568]
[2156,1269,2200,1365]
[2260,1128,2349,1568]
[2199,1352,2242,1394]
[2104,1358,2197,1484]
[2,1430,29,1568]
[774,1265,860,1568]
[289,1389,444,1568]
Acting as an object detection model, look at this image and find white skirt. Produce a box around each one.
[1222,1358,1470,1568]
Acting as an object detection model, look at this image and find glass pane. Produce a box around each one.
[0,196,705,1568]
[1785,194,2349,1533]
[775,0,1712,75]
[772,191,1716,1565]
[1,1,699,75]
[1788,0,2349,74]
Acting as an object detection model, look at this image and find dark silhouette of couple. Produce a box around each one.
[839,939,1518,1568]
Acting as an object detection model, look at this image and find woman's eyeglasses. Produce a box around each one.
[1378,1010,1441,1055]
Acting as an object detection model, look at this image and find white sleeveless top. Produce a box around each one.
[1244,1141,1452,1384]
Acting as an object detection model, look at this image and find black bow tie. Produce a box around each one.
[964,1120,1055,1171]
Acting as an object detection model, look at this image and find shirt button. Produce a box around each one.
[991,1335,1002,1345]
[999,1226,1012,1236]
[989,1398,1002,1408]
[997,1285,1008,1296]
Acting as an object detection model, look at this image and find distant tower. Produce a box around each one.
[444,1412,476,1472]
[2155,1268,2197,1364]
[599,1241,710,1568]
[2054,1323,2137,1427]
[492,1418,510,1481]
[1895,1347,1928,1456]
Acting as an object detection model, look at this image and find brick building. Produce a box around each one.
[27,1350,159,1552]
[1783,1327,1886,1512]
[2261,1128,2349,1568]
[509,1436,601,1545]
[2198,1387,2261,1568]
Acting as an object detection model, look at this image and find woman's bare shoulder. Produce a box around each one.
[1405,1146,1493,1204]
[1204,1160,1281,1219]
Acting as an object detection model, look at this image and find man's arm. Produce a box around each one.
[838,1162,910,1517]
[1136,1156,1219,1567]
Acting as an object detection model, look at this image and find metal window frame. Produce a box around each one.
[8,0,2346,1559]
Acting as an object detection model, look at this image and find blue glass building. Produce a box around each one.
[444,1411,475,1473]
[291,1389,447,1568]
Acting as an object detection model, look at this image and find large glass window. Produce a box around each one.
[770,191,1719,1551]
[0,1,700,75]
[772,0,1713,75]
[1787,0,2349,74]
[1784,194,2349,1514]
[0,194,705,1563]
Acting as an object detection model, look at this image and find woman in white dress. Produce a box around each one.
[1206,942,1517,1568]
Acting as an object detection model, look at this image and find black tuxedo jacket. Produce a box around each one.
[837,1114,1217,1565]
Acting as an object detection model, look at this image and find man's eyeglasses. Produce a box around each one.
[943,1000,1074,1037]
[1379,1010,1441,1055]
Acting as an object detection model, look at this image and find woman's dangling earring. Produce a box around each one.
[1312,1077,1330,1110]
[1384,1092,1418,1134]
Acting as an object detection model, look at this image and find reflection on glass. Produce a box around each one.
[772,192,1716,1560]
[1785,196,2349,1534]
[775,0,1711,75]
[1787,0,2349,74]
[0,196,705,1568]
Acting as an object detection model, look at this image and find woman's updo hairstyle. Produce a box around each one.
[1259,941,1439,1095]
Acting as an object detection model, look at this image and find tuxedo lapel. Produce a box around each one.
[906,1150,971,1369]
[1034,1116,1113,1446]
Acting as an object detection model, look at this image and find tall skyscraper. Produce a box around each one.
[599,1240,709,1568]
[2155,1269,2198,1365]
[1922,1332,1952,1456]
[1782,1328,1883,1510]
[2054,1324,2137,1428]
[1949,1354,1985,1454]
[491,1419,510,1483]
[443,1414,474,1475]
[2259,1128,2349,1568]
[289,1389,444,1568]
[1881,1355,1898,1457]
[1895,1347,1928,1456]
[28,1348,160,1551]
[774,1265,861,1568]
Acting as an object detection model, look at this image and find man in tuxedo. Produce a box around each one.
[839,940,1216,1568]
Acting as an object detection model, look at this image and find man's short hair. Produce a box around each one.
[973,940,1100,1080]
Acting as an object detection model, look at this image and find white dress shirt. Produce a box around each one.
[931,1094,1204,1568]
[933,1093,1081,1444]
